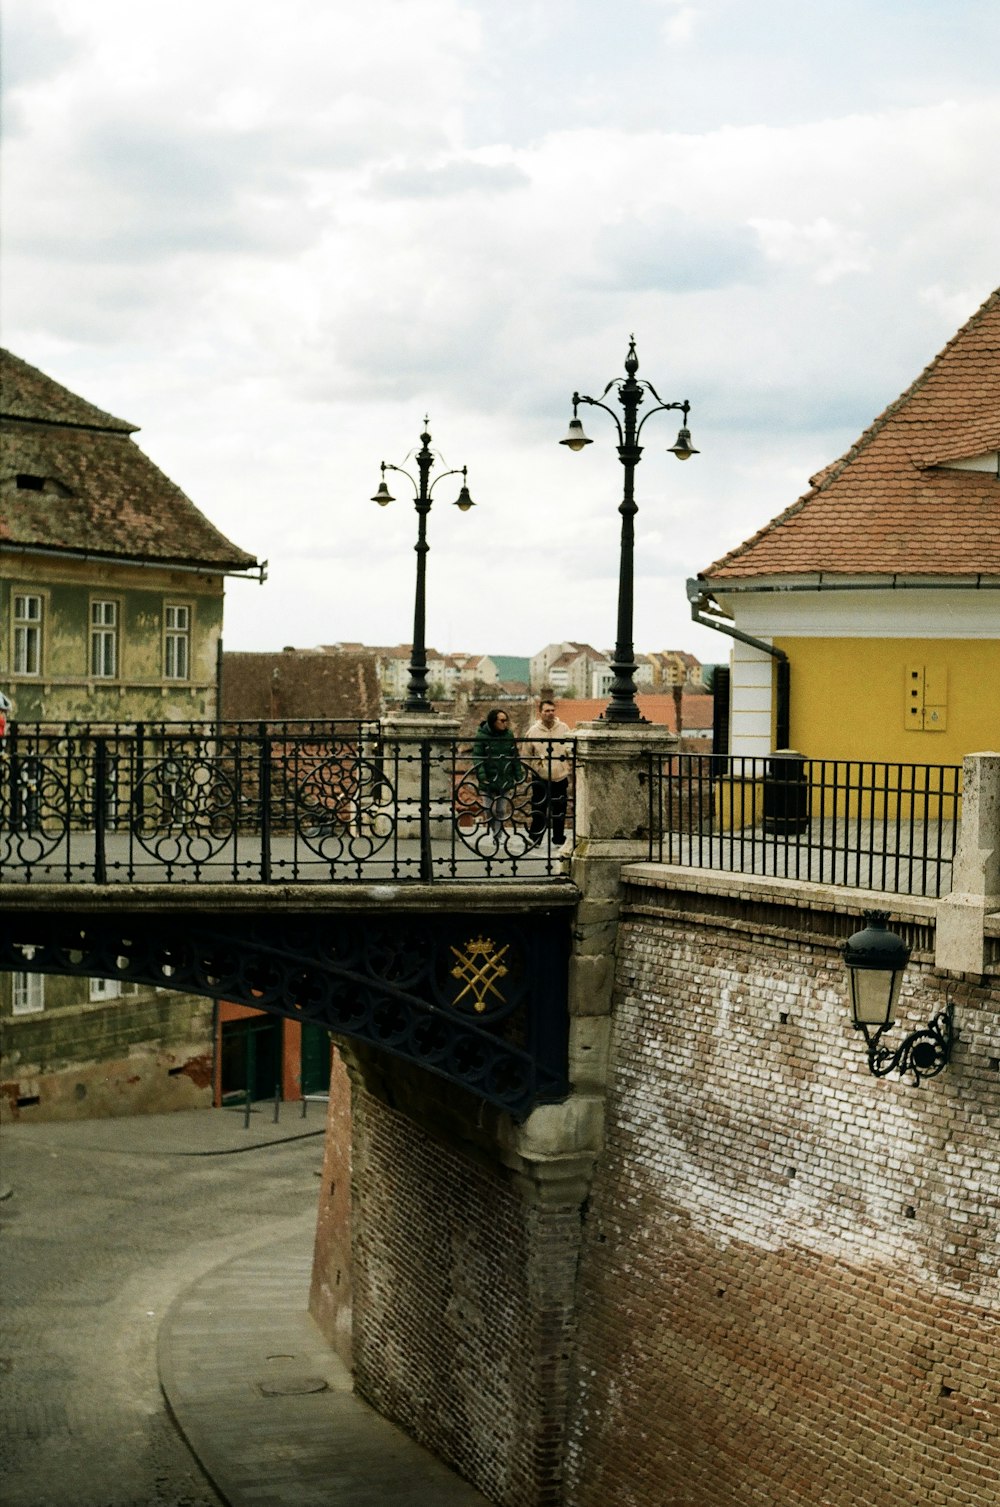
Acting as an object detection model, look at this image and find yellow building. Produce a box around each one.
[690,288,1000,764]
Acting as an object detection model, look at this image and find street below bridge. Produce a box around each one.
[0,1106,487,1507]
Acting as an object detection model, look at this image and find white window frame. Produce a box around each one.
[90,977,122,1000]
[90,599,119,679]
[164,603,191,681]
[12,973,45,1014]
[13,593,43,676]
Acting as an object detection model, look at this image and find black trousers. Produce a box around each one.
[529,775,568,843]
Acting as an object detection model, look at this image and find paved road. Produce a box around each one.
[0,1108,326,1507]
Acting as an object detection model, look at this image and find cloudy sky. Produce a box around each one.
[3,0,998,665]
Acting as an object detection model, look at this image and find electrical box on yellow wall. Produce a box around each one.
[905,663,948,732]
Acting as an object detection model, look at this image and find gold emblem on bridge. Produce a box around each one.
[450,936,509,1013]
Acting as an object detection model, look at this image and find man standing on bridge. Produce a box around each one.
[522,698,573,850]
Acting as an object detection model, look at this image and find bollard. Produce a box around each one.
[243,1087,251,1129]
[273,1083,280,1123]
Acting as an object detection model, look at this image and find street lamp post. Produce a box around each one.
[372,421,474,714]
[561,337,698,724]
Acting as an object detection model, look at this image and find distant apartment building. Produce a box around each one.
[648,650,707,690]
[534,643,702,699]
[531,642,610,697]
[340,644,499,702]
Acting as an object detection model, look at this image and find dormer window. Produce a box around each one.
[13,473,74,496]
[933,451,1000,476]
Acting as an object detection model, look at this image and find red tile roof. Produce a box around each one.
[556,694,714,732]
[701,288,1000,581]
[1,349,259,573]
[221,649,382,719]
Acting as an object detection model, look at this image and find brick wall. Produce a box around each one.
[1,989,214,1121]
[566,890,999,1507]
[350,1083,581,1507]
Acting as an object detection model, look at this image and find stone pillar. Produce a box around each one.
[381,711,461,841]
[308,1048,353,1369]
[501,720,678,1199]
[935,751,1000,975]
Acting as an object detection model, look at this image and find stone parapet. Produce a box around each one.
[381,710,461,839]
[936,751,1000,975]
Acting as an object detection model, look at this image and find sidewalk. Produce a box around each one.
[158,1228,489,1507]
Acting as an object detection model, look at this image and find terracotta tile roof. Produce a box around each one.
[221,649,382,720]
[556,693,714,732]
[701,288,1000,581]
[1,349,259,572]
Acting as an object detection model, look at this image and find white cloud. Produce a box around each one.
[2,0,998,662]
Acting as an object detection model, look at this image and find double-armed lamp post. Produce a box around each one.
[372,422,474,713]
[561,337,698,724]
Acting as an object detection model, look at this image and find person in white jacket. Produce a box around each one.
[521,698,573,848]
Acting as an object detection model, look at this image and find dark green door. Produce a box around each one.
[221,1017,282,1102]
[300,1023,331,1095]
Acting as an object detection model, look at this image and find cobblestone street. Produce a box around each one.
[0,1108,326,1507]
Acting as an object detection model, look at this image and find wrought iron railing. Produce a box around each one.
[649,752,962,899]
[0,722,576,885]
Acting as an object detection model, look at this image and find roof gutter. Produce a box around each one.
[687,578,790,749]
[0,541,267,583]
[686,578,788,663]
[692,573,1000,593]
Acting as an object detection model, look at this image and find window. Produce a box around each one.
[90,977,122,1000]
[90,600,119,678]
[89,978,138,1000]
[164,604,191,680]
[12,973,45,1014]
[13,594,42,675]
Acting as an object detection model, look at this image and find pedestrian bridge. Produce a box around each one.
[0,719,580,1119]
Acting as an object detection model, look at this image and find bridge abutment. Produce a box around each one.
[311,722,678,1505]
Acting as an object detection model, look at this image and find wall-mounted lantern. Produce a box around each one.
[842,910,953,1085]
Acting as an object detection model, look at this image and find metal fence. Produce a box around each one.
[0,721,576,884]
[649,752,962,899]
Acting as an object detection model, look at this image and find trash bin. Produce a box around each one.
[762,750,810,835]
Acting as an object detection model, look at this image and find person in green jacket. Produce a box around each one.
[471,708,525,839]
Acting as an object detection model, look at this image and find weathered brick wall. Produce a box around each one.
[1,989,214,1121]
[566,892,999,1507]
[350,1083,581,1507]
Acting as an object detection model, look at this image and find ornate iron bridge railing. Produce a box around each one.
[648,752,962,899]
[0,721,576,885]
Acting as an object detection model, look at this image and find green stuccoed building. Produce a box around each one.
[1,348,262,1121]
[1,347,262,723]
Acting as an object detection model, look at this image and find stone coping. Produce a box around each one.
[619,861,941,924]
[0,879,580,914]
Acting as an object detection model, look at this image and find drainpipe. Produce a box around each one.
[686,578,790,750]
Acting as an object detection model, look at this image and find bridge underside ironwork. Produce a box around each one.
[0,905,572,1119]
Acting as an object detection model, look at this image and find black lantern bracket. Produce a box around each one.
[857,1001,955,1086]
